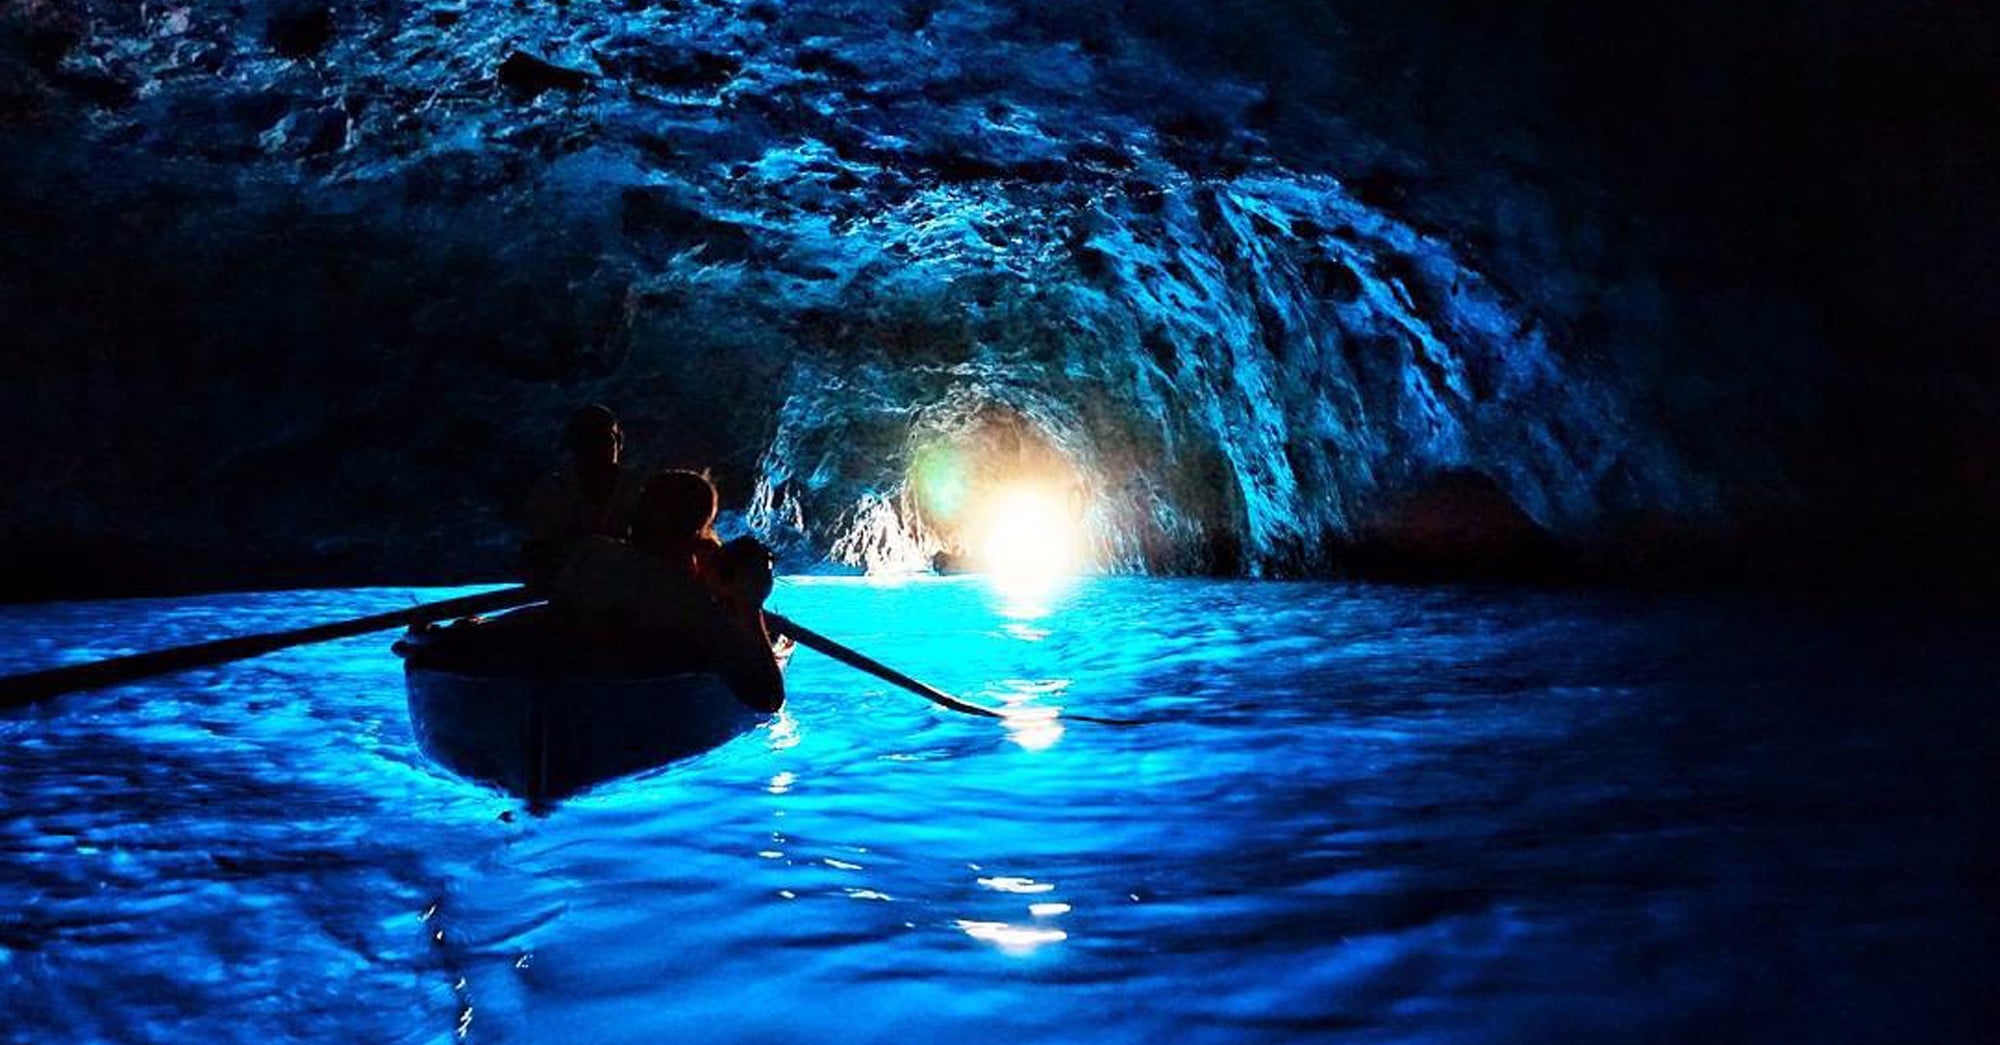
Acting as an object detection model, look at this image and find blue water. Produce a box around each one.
[1,578,1992,1044]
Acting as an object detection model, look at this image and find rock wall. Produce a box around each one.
[0,0,1990,596]
[744,169,1700,578]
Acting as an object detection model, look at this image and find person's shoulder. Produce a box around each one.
[614,467,646,500]
[554,536,647,593]
[571,534,640,563]
[524,470,571,518]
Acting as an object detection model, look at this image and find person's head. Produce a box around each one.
[632,469,718,549]
[563,404,622,467]
[713,534,774,579]
[711,534,776,609]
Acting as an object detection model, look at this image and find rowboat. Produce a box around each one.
[395,605,785,802]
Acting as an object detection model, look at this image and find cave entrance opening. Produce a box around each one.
[905,406,1093,581]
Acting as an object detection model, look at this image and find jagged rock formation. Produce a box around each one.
[0,0,1990,595]
[745,170,1698,577]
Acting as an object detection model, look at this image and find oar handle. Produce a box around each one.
[0,586,540,710]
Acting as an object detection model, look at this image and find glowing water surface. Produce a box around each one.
[0,579,1991,1044]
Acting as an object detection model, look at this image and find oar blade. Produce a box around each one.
[765,611,1147,727]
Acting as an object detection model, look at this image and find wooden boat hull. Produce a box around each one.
[397,608,775,802]
[405,668,763,802]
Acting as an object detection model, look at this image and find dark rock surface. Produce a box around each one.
[0,0,1992,598]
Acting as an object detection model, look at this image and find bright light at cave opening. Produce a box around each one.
[974,484,1080,585]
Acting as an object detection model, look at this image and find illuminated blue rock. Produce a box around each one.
[0,0,1986,592]
[745,169,1702,577]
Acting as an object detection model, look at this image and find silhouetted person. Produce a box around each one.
[551,470,785,712]
[519,404,641,590]
[630,468,723,580]
[710,534,781,623]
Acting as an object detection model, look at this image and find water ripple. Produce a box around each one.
[0,581,1992,1044]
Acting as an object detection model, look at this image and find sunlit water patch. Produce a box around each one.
[1,580,1993,1044]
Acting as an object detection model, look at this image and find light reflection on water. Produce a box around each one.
[0,578,1993,1044]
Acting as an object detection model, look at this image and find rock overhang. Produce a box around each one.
[9,0,1983,594]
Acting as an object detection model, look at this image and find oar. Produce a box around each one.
[0,586,540,710]
[765,612,1146,727]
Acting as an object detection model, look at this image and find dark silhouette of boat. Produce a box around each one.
[395,606,784,803]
